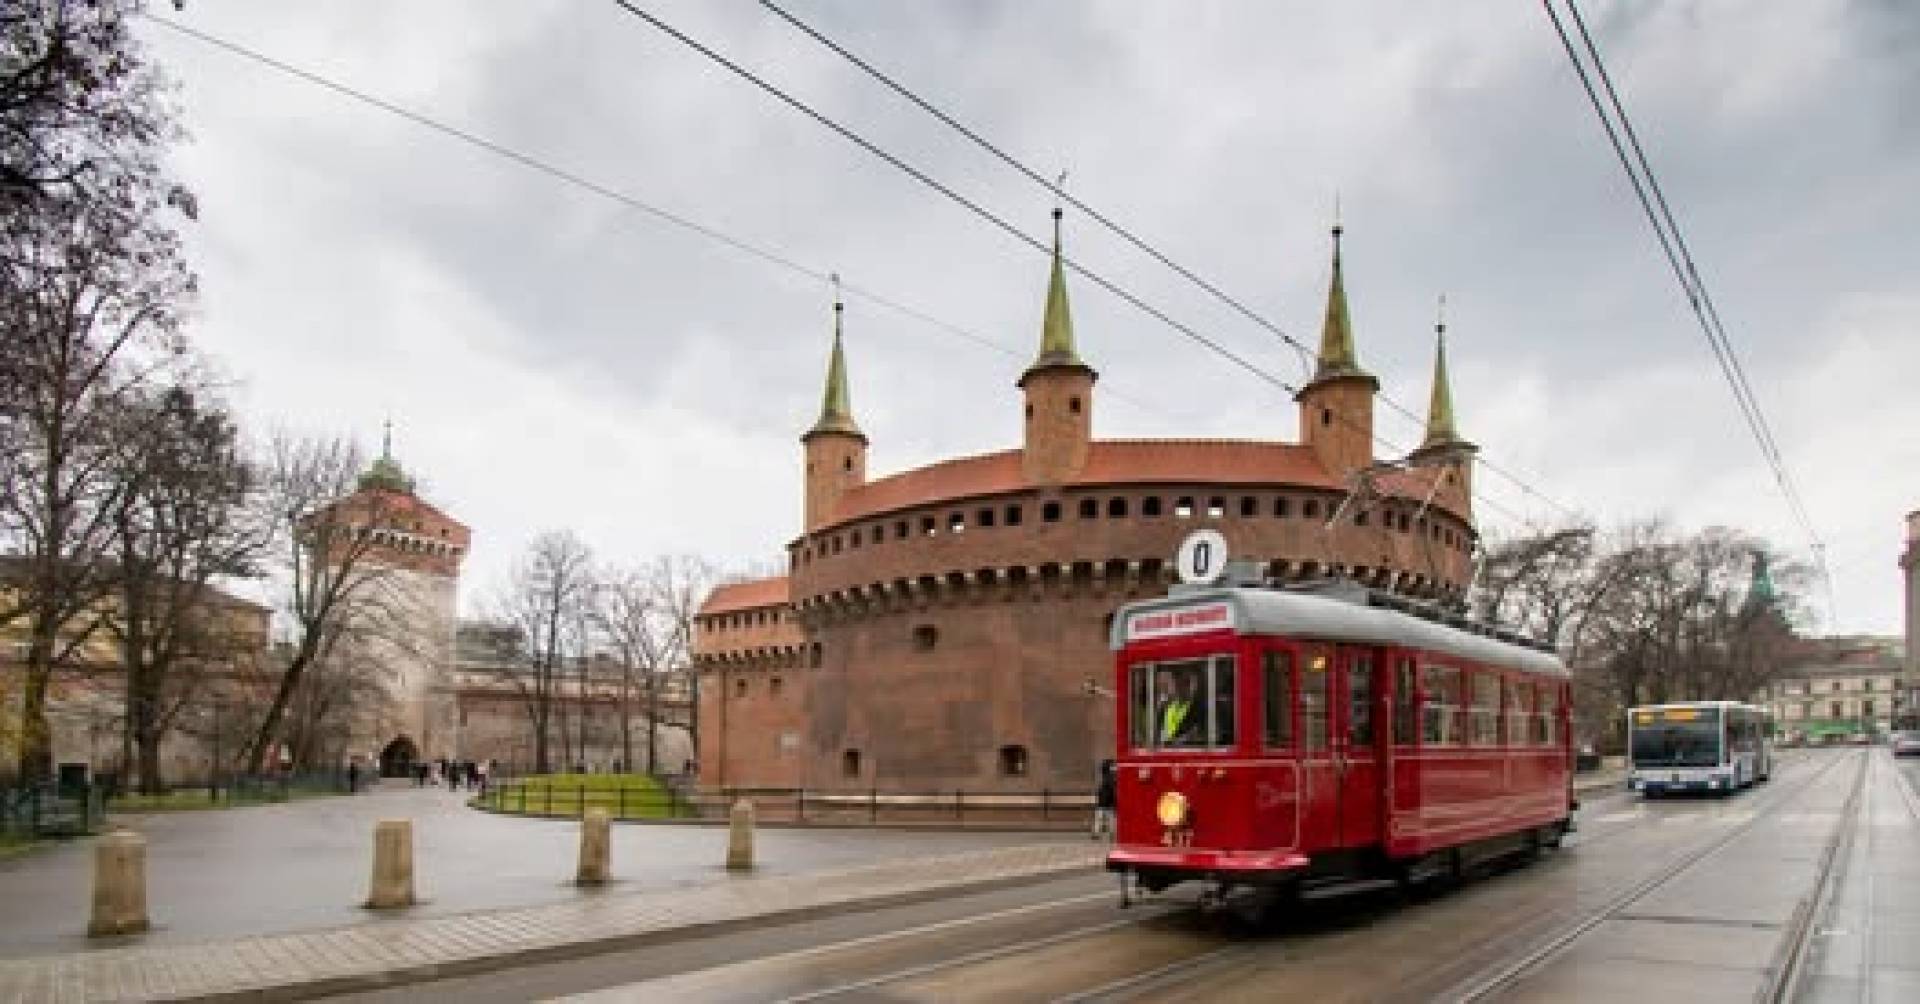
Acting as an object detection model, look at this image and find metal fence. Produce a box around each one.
[1,785,108,840]
[475,781,1096,827]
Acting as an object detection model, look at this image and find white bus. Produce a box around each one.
[1626,701,1773,796]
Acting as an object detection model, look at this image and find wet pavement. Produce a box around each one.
[0,782,1076,957]
[370,750,1920,1003]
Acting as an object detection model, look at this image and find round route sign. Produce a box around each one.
[1175,530,1230,585]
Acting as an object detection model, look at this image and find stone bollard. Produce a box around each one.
[364,819,415,909]
[726,798,755,872]
[88,829,150,937]
[576,807,611,886]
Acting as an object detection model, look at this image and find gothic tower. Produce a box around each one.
[802,295,868,532]
[1020,209,1097,485]
[1296,224,1378,485]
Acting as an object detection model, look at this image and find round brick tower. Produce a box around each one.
[695,217,1480,792]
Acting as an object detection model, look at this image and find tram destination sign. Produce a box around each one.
[1125,601,1236,642]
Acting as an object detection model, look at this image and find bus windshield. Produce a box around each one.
[1632,710,1723,768]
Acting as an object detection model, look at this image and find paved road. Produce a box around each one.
[326,750,1920,1002]
[0,783,1076,957]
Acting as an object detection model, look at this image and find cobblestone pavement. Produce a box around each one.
[0,783,1079,958]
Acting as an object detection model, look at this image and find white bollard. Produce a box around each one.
[726,798,755,872]
[364,819,415,909]
[88,829,150,937]
[577,807,611,886]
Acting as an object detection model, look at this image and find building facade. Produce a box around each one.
[1762,636,1907,740]
[695,217,1483,792]
[0,567,272,784]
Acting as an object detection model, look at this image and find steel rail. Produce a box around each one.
[1444,751,1859,1002]
[775,898,1187,1002]
[1753,754,1867,1003]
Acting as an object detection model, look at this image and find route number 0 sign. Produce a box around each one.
[1175,530,1229,585]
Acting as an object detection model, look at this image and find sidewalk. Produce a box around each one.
[0,841,1103,1003]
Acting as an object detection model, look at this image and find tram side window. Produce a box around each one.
[1421,666,1461,745]
[1129,663,1155,750]
[1263,651,1294,747]
[1539,685,1561,746]
[1302,654,1330,751]
[1348,655,1374,746]
[1469,672,1500,745]
[1504,678,1528,747]
[1393,659,1417,746]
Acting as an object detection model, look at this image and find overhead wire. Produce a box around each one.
[137,11,1179,419]
[755,0,1582,524]
[1542,0,1834,622]
[607,0,1564,542]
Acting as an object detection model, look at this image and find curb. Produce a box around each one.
[464,801,1094,834]
[179,856,1099,1003]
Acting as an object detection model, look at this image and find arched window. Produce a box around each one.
[843,749,862,777]
[734,678,748,698]
[1069,396,1082,414]
[770,677,784,696]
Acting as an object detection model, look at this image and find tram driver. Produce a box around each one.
[1157,667,1205,746]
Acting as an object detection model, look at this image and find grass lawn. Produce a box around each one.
[478,773,691,819]
[0,832,43,860]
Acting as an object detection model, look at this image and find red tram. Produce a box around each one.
[1105,580,1574,900]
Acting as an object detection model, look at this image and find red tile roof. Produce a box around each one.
[700,576,790,615]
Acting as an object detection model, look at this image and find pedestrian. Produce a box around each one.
[1092,759,1117,840]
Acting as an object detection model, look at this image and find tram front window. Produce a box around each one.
[1632,710,1723,768]
[1131,656,1237,749]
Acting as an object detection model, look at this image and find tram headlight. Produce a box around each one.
[1156,790,1191,828]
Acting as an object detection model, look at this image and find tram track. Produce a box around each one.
[1445,750,1862,1003]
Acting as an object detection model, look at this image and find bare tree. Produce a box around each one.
[492,531,595,775]
[104,382,269,791]
[596,556,713,775]
[243,432,412,774]
[2,0,196,783]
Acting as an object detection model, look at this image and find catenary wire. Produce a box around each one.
[145,10,1551,547]
[136,12,1185,419]
[605,0,1559,539]
[755,0,1583,523]
[1542,0,1834,620]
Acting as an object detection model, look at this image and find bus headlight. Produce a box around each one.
[1156,791,1191,828]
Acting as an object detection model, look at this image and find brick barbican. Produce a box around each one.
[694,215,1483,793]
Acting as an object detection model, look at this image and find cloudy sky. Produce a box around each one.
[137,1,1918,634]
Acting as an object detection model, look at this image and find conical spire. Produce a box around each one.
[1021,208,1090,381]
[1421,304,1464,450]
[805,284,864,441]
[1312,222,1369,382]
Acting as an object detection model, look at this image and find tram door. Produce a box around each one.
[1335,649,1383,848]
[1297,644,1339,851]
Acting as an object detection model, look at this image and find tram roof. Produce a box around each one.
[1111,584,1571,680]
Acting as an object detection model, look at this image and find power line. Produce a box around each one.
[1541,0,1834,621]
[607,0,1568,542]
[755,0,1583,524]
[147,9,1562,555]
[137,12,1180,419]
